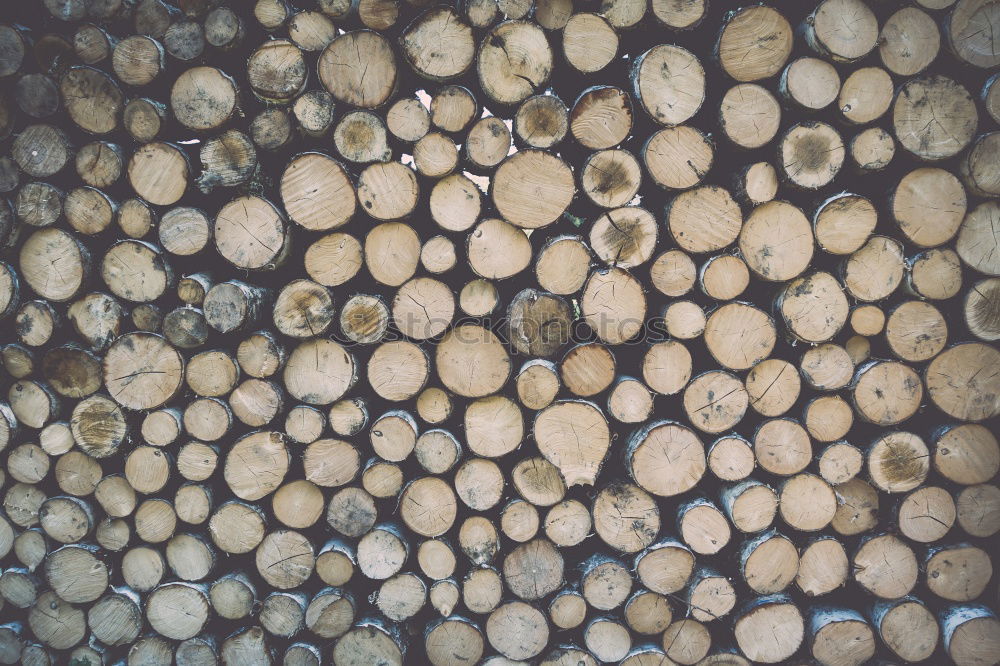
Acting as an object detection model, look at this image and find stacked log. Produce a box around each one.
[0,0,999,665]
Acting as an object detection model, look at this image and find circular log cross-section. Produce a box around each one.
[893,75,977,161]
[171,67,237,131]
[477,21,552,106]
[319,31,397,108]
[128,142,189,206]
[215,196,287,270]
[718,6,793,82]
[103,333,183,411]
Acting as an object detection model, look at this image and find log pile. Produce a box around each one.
[0,0,999,664]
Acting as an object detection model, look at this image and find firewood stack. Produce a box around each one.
[0,0,999,663]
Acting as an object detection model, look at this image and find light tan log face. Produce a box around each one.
[3,1,999,663]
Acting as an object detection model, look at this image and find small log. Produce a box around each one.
[204,7,244,49]
[779,57,839,110]
[485,600,549,661]
[817,441,862,484]
[124,97,168,143]
[16,182,63,230]
[250,108,293,149]
[651,0,705,29]
[255,529,314,589]
[959,131,1000,198]
[583,617,630,662]
[430,85,477,134]
[745,358,800,417]
[122,546,166,592]
[175,482,212,520]
[102,240,173,303]
[849,127,895,172]
[716,6,793,82]
[461,563,501,610]
[796,536,848,597]
[219,626,269,665]
[939,604,1000,666]
[926,342,1000,421]
[357,524,408,580]
[29,591,86,650]
[853,534,918,599]
[880,7,940,76]
[332,619,404,665]
[425,617,483,665]
[293,90,336,138]
[926,544,992,602]
[804,0,878,61]
[831,479,879,537]
[683,370,747,435]
[739,530,798,594]
[413,132,458,177]
[492,150,574,230]
[532,236,588,296]
[334,111,391,164]
[885,300,947,362]
[777,271,848,344]
[287,11,335,51]
[116,198,155,238]
[984,72,1000,123]
[247,39,305,103]
[464,116,510,171]
[801,342,851,389]
[837,67,893,125]
[477,21,551,106]
[778,121,844,189]
[733,595,803,664]
[112,36,165,86]
[957,483,1000,538]
[543,499,591,547]
[75,141,123,189]
[163,20,205,60]
[957,202,1000,277]
[214,196,288,270]
[327,399,367,437]
[60,67,122,135]
[401,8,474,81]
[500,499,539,543]
[209,571,257,620]
[721,479,778,534]
[870,597,939,663]
[387,97,429,143]
[947,0,1000,68]
[171,66,237,132]
[805,396,854,444]
[0,24,27,76]
[779,474,836,532]
[319,31,397,108]
[892,167,966,248]
[304,232,362,287]
[514,94,568,150]
[892,75,977,161]
[898,485,956,543]
[260,590,306,637]
[562,13,617,74]
[807,607,875,666]
[548,588,587,630]
[581,150,642,209]
[510,457,565,509]
[87,589,143,646]
[851,361,923,426]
